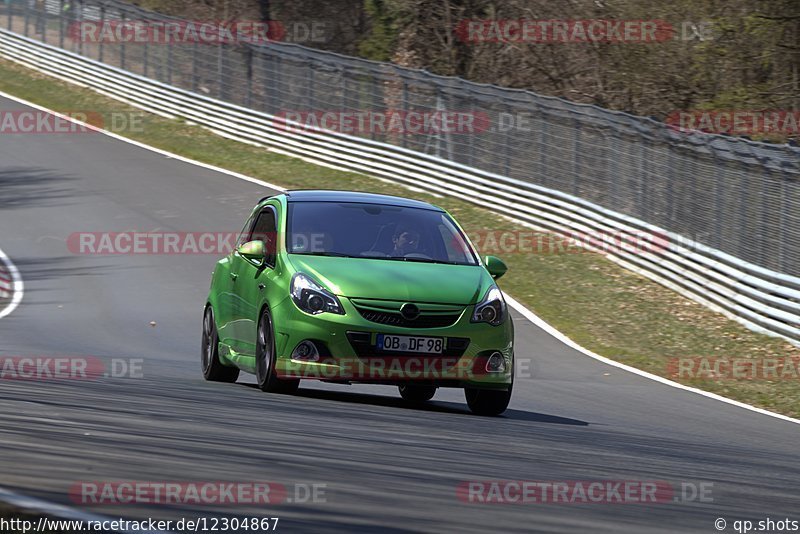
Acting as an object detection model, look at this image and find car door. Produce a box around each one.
[215,211,257,348]
[229,204,280,356]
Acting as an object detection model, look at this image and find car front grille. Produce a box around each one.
[355,308,461,329]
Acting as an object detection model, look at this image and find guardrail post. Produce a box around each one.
[572,116,582,196]
[713,163,723,249]
[609,134,619,202]
[340,65,348,111]
[217,41,224,100]
[433,86,443,156]
[759,171,771,269]
[502,130,512,177]
[142,24,148,77]
[738,168,749,261]
[166,33,172,85]
[75,0,81,55]
[665,145,674,222]
[57,0,63,47]
[638,140,648,214]
[190,40,198,91]
[780,174,787,273]
[400,77,408,149]
[781,173,794,274]
[306,60,314,110]
[118,10,124,69]
[245,45,253,108]
[463,84,480,168]
[23,0,29,36]
[268,54,280,114]
[540,117,549,187]
[35,0,44,41]
[97,3,104,62]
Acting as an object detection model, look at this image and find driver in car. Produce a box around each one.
[391,226,421,256]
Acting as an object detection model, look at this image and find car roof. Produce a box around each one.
[277,190,443,211]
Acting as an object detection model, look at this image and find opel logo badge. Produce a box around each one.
[400,303,420,320]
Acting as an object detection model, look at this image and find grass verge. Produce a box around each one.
[0,57,798,417]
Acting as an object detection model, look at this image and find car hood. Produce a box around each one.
[287,255,489,305]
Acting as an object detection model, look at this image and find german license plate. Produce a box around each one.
[377,334,444,354]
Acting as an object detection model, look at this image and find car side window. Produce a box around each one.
[236,213,257,248]
[250,207,278,267]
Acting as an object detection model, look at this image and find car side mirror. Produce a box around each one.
[484,255,508,279]
[238,240,266,265]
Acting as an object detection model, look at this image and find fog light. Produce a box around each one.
[485,352,506,373]
[292,340,320,362]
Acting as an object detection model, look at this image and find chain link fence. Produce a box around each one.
[2,0,799,276]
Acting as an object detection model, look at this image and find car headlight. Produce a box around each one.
[471,285,506,326]
[290,273,344,315]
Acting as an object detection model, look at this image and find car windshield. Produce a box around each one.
[286,201,478,265]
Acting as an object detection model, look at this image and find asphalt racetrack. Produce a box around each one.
[0,94,798,533]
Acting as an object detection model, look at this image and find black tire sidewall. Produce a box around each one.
[202,307,217,379]
[256,310,276,390]
[399,384,437,402]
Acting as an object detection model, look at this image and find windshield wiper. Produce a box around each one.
[292,251,353,258]
[393,257,462,265]
[293,252,467,265]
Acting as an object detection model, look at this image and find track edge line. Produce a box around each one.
[0,243,24,320]
[504,294,800,426]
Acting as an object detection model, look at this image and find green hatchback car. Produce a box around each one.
[202,190,514,415]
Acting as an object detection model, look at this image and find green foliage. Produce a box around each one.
[128,0,800,139]
[358,0,399,61]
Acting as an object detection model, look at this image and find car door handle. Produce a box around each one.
[230,273,238,281]
[258,283,266,291]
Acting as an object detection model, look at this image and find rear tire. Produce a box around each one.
[464,387,511,416]
[202,307,239,383]
[256,308,299,394]
[398,385,436,402]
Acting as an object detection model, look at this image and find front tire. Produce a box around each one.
[464,387,511,416]
[202,307,239,383]
[398,385,437,402]
[256,308,299,394]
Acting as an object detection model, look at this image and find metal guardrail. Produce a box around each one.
[4,0,800,280]
[1,28,799,344]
